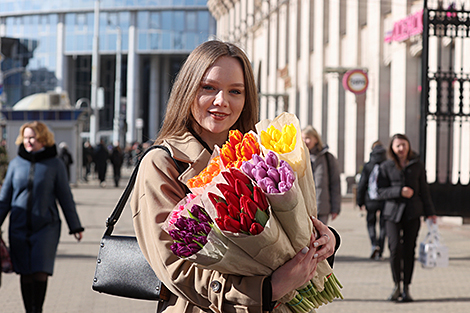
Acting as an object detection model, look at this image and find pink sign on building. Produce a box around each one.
[385,9,424,43]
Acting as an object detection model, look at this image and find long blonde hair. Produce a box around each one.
[15,121,55,147]
[301,125,323,150]
[155,40,259,144]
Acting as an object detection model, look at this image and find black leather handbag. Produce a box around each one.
[92,145,176,301]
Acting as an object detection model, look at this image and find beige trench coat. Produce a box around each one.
[131,132,271,313]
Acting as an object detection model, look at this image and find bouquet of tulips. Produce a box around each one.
[163,114,343,312]
[163,194,272,276]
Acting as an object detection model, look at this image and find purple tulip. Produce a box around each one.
[200,222,212,234]
[267,167,280,184]
[251,154,264,165]
[194,235,208,246]
[252,167,267,182]
[171,242,192,257]
[265,151,279,168]
[278,181,293,193]
[241,161,255,179]
[256,160,268,171]
[258,177,276,193]
[187,242,200,254]
[267,185,280,194]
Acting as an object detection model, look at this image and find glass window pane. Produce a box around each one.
[137,12,149,28]
[198,11,210,31]
[173,11,184,31]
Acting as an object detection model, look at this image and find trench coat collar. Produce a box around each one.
[162,131,213,186]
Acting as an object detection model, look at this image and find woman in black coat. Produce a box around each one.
[377,134,436,302]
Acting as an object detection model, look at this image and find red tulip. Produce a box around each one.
[224,216,241,233]
[227,203,241,220]
[253,186,269,211]
[249,222,264,235]
[222,171,236,187]
[229,168,251,185]
[223,190,241,210]
[235,179,252,198]
[208,192,226,207]
[240,213,252,233]
[216,183,237,197]
[215,202,229,218]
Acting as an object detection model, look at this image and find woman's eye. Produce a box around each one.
[230,89,242,95]
[202,85,215,91]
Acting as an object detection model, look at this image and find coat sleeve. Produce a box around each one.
[132,149,267,313]
[376,162,402,200]
[54,159,84,234]
[328,153,342,215]
[356,164,369,207]
[0,162,14,227]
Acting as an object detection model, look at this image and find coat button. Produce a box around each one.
[210,281,222,293]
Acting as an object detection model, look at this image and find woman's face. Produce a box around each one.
[23,127,44,152]
[192,56,245,145]
[392,138,409,161]
[302,133,318,150]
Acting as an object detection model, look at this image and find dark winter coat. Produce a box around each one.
[308,145,342,217]
[0,144,84,275]
[377,153,436,223]
[356,145,387,210]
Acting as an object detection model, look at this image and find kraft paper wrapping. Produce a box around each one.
[201,183,296,271]
[190,228,272,276]
[266,179,313,253]
[256,112,332,291]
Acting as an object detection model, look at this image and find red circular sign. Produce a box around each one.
[342,69,369,94]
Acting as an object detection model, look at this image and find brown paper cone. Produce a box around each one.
[267,180,313,253]
[221,209,296,271]
[190,228,272,276]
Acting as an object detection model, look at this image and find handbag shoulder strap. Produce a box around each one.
[104,145,181,236]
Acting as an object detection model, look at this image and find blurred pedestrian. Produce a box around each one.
[110,144,124,187]
[94,140,109,187]
[377,133,437,302]
[0,121,84,313]
[58,142,74,182]
[82,141,94,182]
[356,140,387,260]
[302,125,341,224]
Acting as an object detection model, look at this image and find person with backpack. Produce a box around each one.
[302,125,341,225]
[356,140,387,260]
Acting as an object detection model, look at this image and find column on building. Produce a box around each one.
[126,11,138,144]
[55,14,66,93]
[298,0,311,127]
[325,0,341,155]
[389,0,408,136]
[311,0,325,131]
[285,0,299,118]
[148,55,160,139]
[341,0,359,178]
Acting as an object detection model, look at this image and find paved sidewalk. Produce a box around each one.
[1,168,469,313]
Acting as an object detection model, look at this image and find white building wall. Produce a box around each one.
[208,0,470,194]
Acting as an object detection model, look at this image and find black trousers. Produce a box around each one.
[366,206,386,253]
[386,217,420,285]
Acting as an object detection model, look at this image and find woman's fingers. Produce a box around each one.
[310,216,336,261]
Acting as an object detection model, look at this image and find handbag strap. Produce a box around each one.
[104,145,182,236]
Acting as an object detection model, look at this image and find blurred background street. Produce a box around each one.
[1,167,469,313]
